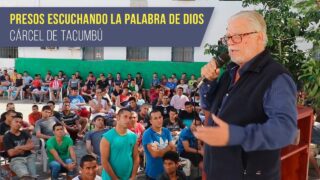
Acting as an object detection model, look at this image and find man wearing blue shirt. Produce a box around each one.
[142,110,176,179]
[194,11,297,180]
[177,117,203,168]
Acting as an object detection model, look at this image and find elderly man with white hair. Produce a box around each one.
[195,11,297,180]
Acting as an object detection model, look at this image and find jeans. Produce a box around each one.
[49,158,76,179]
[10,153,37,178]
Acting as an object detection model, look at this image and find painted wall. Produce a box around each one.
[3,0,247,62]
[15,58,206,89]
[0,58,15,70]
[18,47,83,59]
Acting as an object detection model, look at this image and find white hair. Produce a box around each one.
[230,11,268,46]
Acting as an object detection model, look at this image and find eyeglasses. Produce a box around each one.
[222,31,257,45]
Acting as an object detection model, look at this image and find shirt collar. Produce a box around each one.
[226,49,269,77]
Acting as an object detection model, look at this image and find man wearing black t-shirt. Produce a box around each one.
[156,95,175,119]
[3,114,37,179]
[178,102,198,128]
[47,101,61,120]
[0,110,16,143]
[163,109,185,143]
[0,102,15,123]
[96,74,108,91]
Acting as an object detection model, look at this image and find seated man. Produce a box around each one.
[177,117,203,168]
[0,75,11,96]
[81,85,95,103]
[158,151,187,180]
[47,101,61,120]
[72,155,102,180]
[178,101,199,128]
[49,75,62,102]
[127,97,140,112]
[170,87,189,111]
[28,104,42,127]
[60,102,81,142]
[68,88,89,135]
[3,114,37,179]
[155,95,174,119]
[85,115,109,174]
[31,74,45,104]
[115,87,130,108]
[138,103,151,128]
[46,123,77,180]
[163,109,185,143]
[35,105,59,140]
[0,102,15,122]
[89,88,115,121]
[0,110,17,143]
[68,74,80,91]
[8,73,24,100]
[22,71,33,99]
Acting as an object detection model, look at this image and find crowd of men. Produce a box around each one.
[0,69,204,180]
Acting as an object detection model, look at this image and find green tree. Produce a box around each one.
[243,0,320,118]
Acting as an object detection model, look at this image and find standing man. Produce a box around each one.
[195,11,297,179]
[85,115,109,174]
[100,108,139,180]
[142,110,176,179]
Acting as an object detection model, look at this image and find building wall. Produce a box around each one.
[0,58,15,70]
[4,0,247,62]
[15,58,206,88]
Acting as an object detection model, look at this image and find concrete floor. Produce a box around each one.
[0,97,147,179]
[1,97,319,180]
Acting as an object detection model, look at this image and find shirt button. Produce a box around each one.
[226,93,229,97]
[207,84,210,87]
[204,95,207,97]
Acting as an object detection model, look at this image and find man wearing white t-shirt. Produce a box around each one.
[72,155,102,180]
[170,87,189,111]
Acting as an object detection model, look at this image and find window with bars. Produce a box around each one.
[171,47,194,62]
[82,47,104,60]
[0,47,18,58]
[126,47,149,61]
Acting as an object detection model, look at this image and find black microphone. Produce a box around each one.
[197,53,230,88]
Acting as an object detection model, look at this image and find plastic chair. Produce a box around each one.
[6,88,23,100]
[49,88,63,102]
[40,138,48,173]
